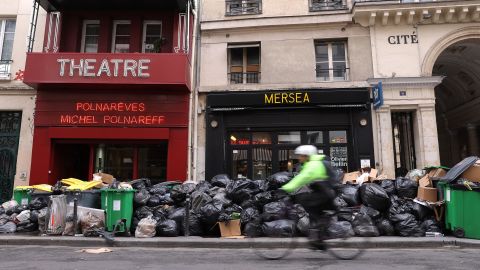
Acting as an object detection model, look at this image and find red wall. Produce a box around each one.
[57,10,177,53]
[30,90,189,184]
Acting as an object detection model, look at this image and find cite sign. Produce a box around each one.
[57,58,151,78]
[387,34,418,45]
[264,92,310,104]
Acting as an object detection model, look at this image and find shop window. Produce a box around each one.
[228,43,260,84]
[329,130,347,144]
[307,131,324,144]
[253,148,272,180]
[279,149,300,174]
[315,41,348,81]
[230,132,251,145]
[138,144,168,182]
[330,146,348,171]
[142,21,163,53]
[103,145,135,181]
[252,132,271,144]
[0,19,15,79]
[112,20,131,53]
[81,20,100,53]
[232,149,248,178]
[278,131,301,144]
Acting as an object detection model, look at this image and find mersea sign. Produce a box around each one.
[57,58,151,78]
[264,92,310,104]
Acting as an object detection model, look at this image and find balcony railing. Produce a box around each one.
[226,0,262,16]
[354,0,441,3]
[0,60,12,80]
[229,72,260,84]
[315,67,350,81]
[310,0,347,11]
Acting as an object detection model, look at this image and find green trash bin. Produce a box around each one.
[13,188,32,206]
[442,182,480,239]
[101,189,135,233]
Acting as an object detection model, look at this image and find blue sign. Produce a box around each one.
[372,81,383,110]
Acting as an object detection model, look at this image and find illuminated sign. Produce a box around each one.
[264,92,310,104]
[57,59,151,78]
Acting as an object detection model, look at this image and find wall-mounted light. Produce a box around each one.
[210,120,218,128]
[360,118,368,127]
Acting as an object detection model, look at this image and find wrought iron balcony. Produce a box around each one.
[310,0,347,11]
[0,60,12,80]
[354,0,445,3]
[229,72,261,84]
[226,0,262,16]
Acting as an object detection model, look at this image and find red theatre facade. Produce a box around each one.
[24,0,194,185]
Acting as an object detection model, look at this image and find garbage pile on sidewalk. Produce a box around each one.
[3,157,480,239]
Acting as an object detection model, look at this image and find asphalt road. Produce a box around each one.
[0,246,478,270]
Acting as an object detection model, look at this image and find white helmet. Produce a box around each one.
[294,145,318,156]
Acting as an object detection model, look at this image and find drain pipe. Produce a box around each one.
[192,0,202,183]
[186,0,195,181]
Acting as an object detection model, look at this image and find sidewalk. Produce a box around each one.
[1,235,479,249]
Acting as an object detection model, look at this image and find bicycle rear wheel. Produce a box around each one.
[248,222,298,260]
[325,237,367,260]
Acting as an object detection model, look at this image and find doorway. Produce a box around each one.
[0,111,21,203]
[391,112,416,177]
[53,143,90,181]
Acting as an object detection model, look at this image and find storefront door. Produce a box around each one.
[0,112,21,203]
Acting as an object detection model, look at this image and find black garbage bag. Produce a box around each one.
[296,215,310,236]
[224,204,242,215]
[81,212,105,237]
[210,174,232,188]
[200,203,223,227]
[393,213,424,237]
[267,172,292,190]
[16,221,38,233]
[191,191,212,211]
[152,208,169,222]
[29,197,48,210]
[147,195,163,207]
[287,204,307,222]
[187,211,204,236]
[253,180,269,193]
[156,219,179,237]
[262,201,287,222]
[148,184,169,195]
[226,179,258,204]
[131,217,140,234]
[0,207,4,215]
[395,177,418,199]
[421,218,442,233]
[30,210,40,223]
[134,189,151,206]
[212,192,232,208]
[359,205,381,220]
[253,191,275,208]
[168,207,186,225]
[359,183,391,211]
[243,220,263,237]
[352,213,379,237]
[339,185,360,206]
[195,181,212,193]
[171,184,196,204]
[388,196,415,218]
[0,222,17,233]
[6,205,23,216]
[241,208,260,224]
[327,221,355,239]
[376,218,395,236]
[240,200,256,210]
[333,197,348,209]
[262,220,296,237]
[157,194,174,205]
[131,178,152,190]
[337,208,355,223]
[380,180,396,196]
[412,203,433,221]
[135,206,153,220]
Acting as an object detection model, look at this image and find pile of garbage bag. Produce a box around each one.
[0,198,48,234]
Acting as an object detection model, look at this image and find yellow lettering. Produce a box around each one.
[303,93,310,103]
[265,94,274,104]
[281,93,287,104]
[274,93,280,104]
[295,93,301,103]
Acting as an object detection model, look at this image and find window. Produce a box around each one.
[81,20,100,53]
[228,43,260,84]
[309,0,347,11]
[112,20,131,53]
[315,41,348,81]
[142,21,162,53]
[0,19,15,79]
[226,0,262,16]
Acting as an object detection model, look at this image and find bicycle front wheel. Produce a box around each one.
[325,237,367,260]
[248,222,298,260]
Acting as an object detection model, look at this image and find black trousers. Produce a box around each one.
[294,181,336,241]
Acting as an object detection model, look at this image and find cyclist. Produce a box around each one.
[280,145,336,250]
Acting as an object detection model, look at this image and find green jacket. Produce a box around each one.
[281,155,328,194]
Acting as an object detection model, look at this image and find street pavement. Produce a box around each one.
[0,246,478,270]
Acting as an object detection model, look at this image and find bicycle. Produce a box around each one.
[248,201,368,260]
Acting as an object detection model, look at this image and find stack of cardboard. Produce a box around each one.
[460,160,480,182]
[343,169,378,184]
[416,168,447,202]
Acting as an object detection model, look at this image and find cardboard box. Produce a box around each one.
[419,175,433,187]
[417,186,438,202]
[93,173,115,185]
[218,219,241,237]
[343,171,361,184]
[428,168,447,179]
[369,169,378,180]
[461,161,480,182]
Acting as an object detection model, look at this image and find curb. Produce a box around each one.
[1,236,480,249]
